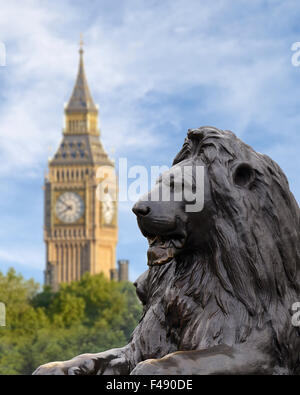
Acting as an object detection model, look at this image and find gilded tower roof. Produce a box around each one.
[50,41,113,168]
[65,42,98,114]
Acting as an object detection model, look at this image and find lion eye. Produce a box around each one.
[233,163,254,187]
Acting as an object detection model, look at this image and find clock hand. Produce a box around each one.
[59,200,70,209]
[60,206,72,214]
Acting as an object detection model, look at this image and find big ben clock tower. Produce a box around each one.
[44,41,118,290]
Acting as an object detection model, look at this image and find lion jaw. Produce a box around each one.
[146,235,186,266]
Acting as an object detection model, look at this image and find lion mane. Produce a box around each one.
[132,126,300,373]
[33,126,300,375]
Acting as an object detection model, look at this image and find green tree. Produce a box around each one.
[0,269,142,375]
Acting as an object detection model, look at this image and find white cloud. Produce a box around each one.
[0,246,43,270]
[265,136,300,198]
[1,0,299,182]
[0,0,299,281]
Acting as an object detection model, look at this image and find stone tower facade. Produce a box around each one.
[44,43,118,290]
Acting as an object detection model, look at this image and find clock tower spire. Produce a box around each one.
[65,36,98,121]
[44,41,118,290]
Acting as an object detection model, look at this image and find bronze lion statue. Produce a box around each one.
[34,126,300,375]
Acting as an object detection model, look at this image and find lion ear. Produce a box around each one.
[187,128,205,140]
[187,126,220,140]
[233,163,255,188]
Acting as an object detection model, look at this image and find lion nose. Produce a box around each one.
[132,202,150,217]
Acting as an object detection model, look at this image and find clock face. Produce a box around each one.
[55,192,84,224]
[102,193,114,225]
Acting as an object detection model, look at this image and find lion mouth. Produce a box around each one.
[146,234,186,266]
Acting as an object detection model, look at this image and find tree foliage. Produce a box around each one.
[0,268,142,375]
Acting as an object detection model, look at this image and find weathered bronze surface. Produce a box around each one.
[33,126,300,375]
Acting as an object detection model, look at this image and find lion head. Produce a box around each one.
[132,126,300,369]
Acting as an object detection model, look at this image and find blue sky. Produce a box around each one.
[0,0,299,284]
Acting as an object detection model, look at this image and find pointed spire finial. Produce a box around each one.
[65,36,97,114]
[79,33,84,55]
